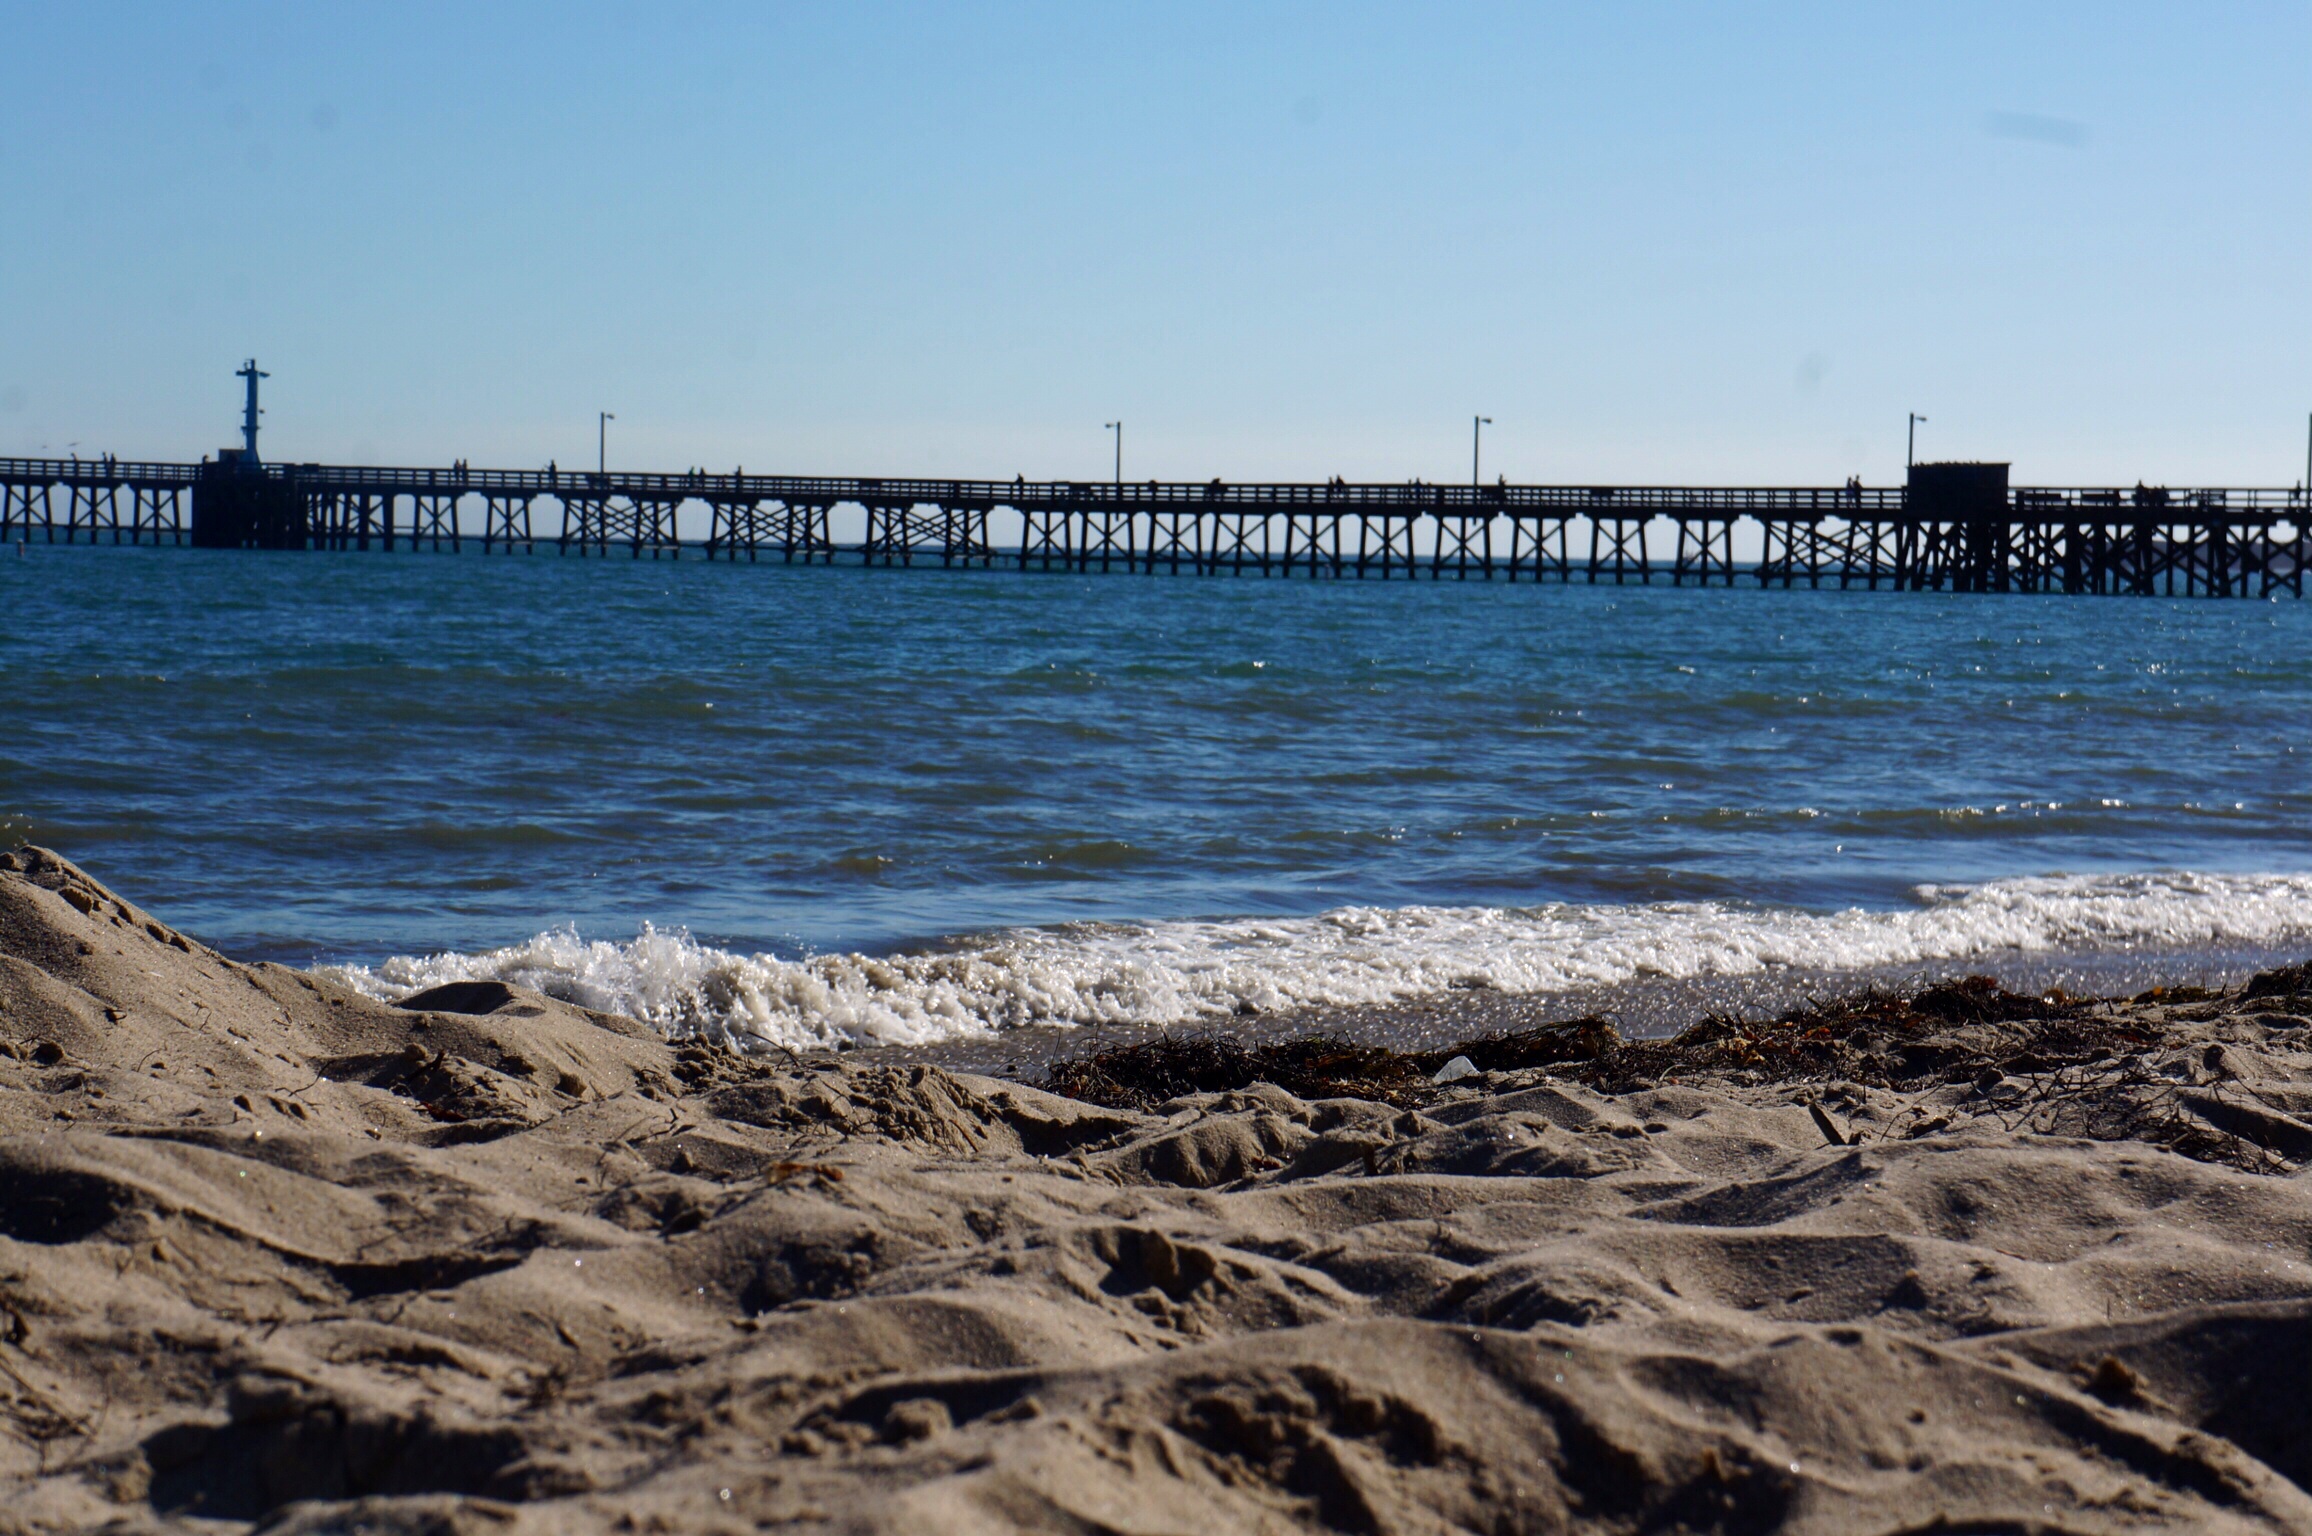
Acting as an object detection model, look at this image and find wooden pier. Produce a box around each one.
[2,454,2305,597]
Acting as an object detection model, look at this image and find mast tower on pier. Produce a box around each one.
[235,359,268,462]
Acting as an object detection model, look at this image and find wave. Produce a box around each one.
[319,871,2312,1053]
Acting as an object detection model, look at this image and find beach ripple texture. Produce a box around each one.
[5,546,2311,1050]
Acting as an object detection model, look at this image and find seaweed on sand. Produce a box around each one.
[1040,981,2090,1113]
[1406,1016,1623,1076]
[1564,975,2095,1093]
[1041,966,2312,1176]
[1042,1032,1427,1113]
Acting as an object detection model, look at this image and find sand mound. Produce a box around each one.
[5,846,2312,1532]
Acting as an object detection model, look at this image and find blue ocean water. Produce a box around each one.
[5,544,2310,1047]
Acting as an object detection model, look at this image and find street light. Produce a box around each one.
[1104,421,1121,488]
[1907,412,1928,471]
[1472,416,1493,488]
[599,412,615,476]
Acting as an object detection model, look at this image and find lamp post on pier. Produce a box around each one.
[1907,412,1927,471]
[1472,415,1492,488]
[1104,421,1121,488]
[598,412,614,477]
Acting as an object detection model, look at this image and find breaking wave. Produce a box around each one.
[319,871,2312,1053]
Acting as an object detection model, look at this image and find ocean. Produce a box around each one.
[7,543,2311,1052]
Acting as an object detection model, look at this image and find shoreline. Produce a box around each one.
[313,869,2312,1062]
[854,937,2312,1080]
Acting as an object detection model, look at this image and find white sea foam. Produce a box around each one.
[319,871,2312,1053]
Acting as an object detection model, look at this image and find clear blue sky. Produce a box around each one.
[5,3,2307,486]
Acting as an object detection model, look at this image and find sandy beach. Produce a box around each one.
[8,843,2312,1533]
